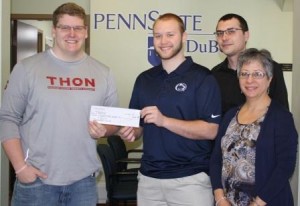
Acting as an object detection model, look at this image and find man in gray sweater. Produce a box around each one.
[0,3,118,206]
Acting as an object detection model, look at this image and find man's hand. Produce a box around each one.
[141,106,165,127]
[118,126,137,142]
[89,121,107,139]
[16,165,47,183]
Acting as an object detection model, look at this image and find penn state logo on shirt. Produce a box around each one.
[175,83,187,92]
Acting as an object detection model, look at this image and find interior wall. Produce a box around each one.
[11,0,89,14]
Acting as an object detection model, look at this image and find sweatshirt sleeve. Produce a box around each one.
[0,62,28,142]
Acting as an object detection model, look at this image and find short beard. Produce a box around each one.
[155,42,183,61]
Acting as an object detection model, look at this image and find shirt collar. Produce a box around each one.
[153,56,194,76]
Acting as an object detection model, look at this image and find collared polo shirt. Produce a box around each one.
[130,57,221,179]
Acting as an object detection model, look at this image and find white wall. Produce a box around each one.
[11,0,89,14]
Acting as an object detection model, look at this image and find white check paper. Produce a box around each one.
[90,106,141,127]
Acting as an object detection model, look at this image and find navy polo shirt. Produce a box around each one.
[129,57,221,179]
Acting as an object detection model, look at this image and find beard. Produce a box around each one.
[155,42,183,61]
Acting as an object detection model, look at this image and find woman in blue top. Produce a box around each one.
[210,48,298,206]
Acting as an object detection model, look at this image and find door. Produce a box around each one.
[11,20,43,71]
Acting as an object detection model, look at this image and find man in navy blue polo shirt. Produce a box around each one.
[118,13,222,206]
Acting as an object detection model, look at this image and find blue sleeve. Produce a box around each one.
[197,74,222,124]
[257,106,298,203]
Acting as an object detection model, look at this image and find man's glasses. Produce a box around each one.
[214,28,243,38]
[238,71,266,79]
[56,25,86,33]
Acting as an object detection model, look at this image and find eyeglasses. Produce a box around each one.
[238,71,266,79]
[214,28,243,38]
[56,25,86,33]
